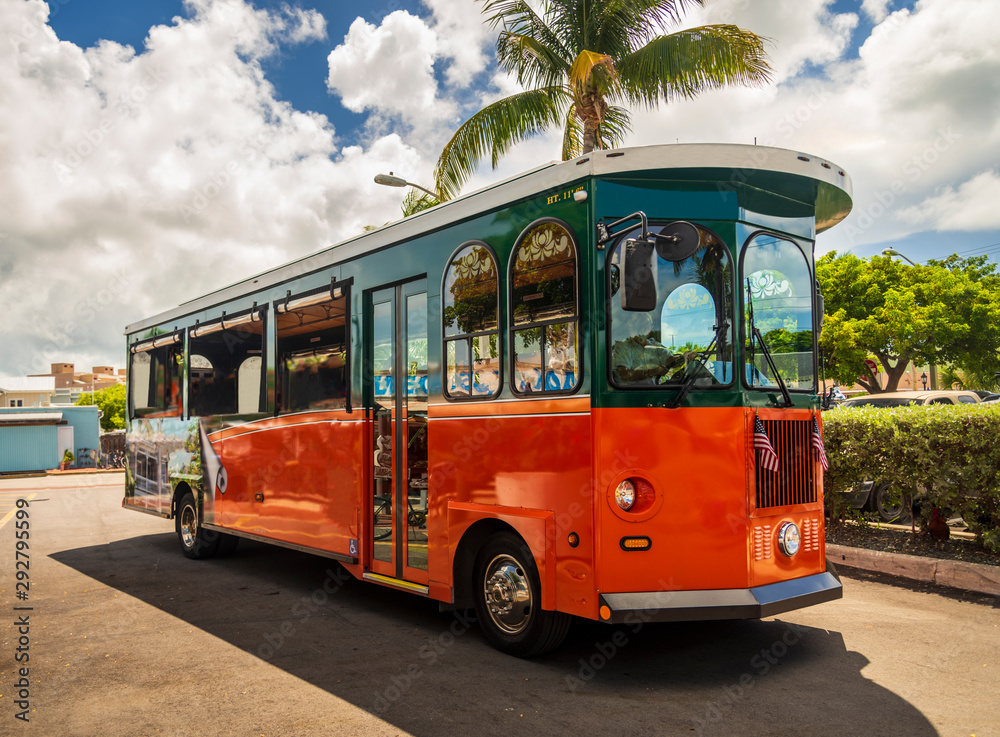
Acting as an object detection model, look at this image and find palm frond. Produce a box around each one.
[596,105,632,149]
[617,25,772,106]
[434,86,570,199]
[561,103,582,160]
[496,31,571,89]
[568,49,618,95]
[486,0,574,84]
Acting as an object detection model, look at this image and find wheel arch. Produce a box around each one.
[447,505,556,611]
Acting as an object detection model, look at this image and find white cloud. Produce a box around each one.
[862,0,893,23]
[0,0,426,375]
[683,0,858,83]
[897,171,1000,232]
[327,12,443,121]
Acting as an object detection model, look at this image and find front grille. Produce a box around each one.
[755,418,818,509]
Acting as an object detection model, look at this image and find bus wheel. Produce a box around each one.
[474,532,570,657]
[176,491,220,559]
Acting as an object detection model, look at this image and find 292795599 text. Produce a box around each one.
[12,498,32,722]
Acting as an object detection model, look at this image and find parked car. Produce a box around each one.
[840,390,981,408]
[981,393,999,403]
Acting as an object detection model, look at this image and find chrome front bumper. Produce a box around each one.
[598,565,842,624]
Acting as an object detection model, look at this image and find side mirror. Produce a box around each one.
[654,221,701,262]
[621,238,656,311]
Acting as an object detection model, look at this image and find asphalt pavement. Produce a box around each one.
[0,473,997,737]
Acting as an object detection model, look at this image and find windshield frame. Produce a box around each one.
[605,220,735,392]
[738,230,818,394]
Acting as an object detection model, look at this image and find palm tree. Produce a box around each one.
[434,0,772,200]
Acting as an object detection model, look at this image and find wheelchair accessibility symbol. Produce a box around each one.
[349,539,358,556]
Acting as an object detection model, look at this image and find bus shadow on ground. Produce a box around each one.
[52,534,936,737]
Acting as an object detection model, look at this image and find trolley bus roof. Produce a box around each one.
[126,143,852,335]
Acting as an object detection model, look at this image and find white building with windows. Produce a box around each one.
[0,376,56,408]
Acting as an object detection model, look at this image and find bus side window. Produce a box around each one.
[509,220,580,395]
[275,287,349,414]
[443,242,500,400]
[188,308,266,417]
[129,334,183,418]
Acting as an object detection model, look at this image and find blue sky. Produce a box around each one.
[2,0,999,375]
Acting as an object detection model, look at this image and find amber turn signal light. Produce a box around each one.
[619,536,652,551]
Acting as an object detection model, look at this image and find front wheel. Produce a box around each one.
[473,532,570,657]
[176,491,220,559]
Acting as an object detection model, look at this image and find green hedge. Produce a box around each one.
[823,403,1000,552]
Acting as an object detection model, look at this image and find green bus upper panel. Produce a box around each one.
[125,144,851,335]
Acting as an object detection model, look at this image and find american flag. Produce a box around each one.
[812,416,829,471]
[753,415,780,473]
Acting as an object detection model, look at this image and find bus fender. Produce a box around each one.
[447,502,556,611]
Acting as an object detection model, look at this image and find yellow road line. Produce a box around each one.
[0,493,36,529]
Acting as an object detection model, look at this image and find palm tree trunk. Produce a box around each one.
[578,88,607,154]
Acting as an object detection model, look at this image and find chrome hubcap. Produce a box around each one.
[180,504,197,548]
[483,554,532,634]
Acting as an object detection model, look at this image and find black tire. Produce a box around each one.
[175,491,220,559]
[868,483,910,523]
[473,532,571,657]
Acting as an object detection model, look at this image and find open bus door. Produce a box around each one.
[365,280,430,590]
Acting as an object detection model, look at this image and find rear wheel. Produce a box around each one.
[176,491,220,559]
[473,532,570,657]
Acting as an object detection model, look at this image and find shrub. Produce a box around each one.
[823,403,1000,551]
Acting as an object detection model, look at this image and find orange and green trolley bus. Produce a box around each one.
[123,143,851,656]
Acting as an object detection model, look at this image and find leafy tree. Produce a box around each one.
[434,0,771,199]
[817,253,1000,393]
[76,383,126,431]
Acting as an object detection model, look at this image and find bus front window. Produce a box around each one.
[741,234,815,391]
[608,223,734,388]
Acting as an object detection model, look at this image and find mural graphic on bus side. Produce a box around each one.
[125,417,221,522]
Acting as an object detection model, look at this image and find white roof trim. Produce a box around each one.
[125,143,852,335]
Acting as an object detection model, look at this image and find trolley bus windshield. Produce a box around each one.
[608,222,734,389]
[741,234,815,392]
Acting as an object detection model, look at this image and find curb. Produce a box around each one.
[827,543,1000,597]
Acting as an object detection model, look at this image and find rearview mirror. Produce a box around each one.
[622,238,656,311]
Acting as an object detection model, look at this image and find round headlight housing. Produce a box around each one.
[614,480,636,511]
[777,522,801,557]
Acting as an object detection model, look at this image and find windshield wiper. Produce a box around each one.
[745,279,793,408]
[667,320,729,409]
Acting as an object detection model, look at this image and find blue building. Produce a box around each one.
[0,406,101,474]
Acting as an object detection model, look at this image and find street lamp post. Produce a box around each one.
[374,172,441,201]
[882,248,917,266]
[921,372,928,390]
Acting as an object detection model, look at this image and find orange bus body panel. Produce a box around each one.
[212,411,365,561]
[428,400,595,617]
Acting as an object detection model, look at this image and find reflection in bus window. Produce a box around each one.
[188,309,266,417]
[608,223,733,388]
[443,243,499,399]
[276,289,348,413]
[130,335,183,418]
[742,234,814,391]
[510,221,579,394]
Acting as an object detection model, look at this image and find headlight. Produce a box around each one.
[777,522,801,557]
[614,480,636,510]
